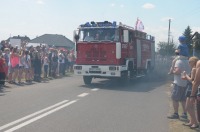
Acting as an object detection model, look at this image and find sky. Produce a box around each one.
[0,0,200,47]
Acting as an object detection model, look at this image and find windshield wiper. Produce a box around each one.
[101,40,113,42]
[90,40,102,42]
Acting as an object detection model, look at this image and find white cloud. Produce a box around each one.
[120,4,124,8]
[145,26,169,43]
[142,3,155,9]
[36,0,45,5]
[111,3,115,7]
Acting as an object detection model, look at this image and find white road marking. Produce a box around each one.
[0,100,69,131]
[77,93,89,97]
[91,88,99,91]
[4,100,78,132]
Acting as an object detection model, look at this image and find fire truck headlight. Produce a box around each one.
[111,72,116,75]
[109,66,116,71]
[74,66,82,70]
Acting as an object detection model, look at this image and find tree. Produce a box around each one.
[157,41,176,56]
[183,26,193,51]
[193,32,200,57]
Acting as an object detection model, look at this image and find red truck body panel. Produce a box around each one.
[76,42,122,65]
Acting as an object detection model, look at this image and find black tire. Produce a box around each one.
[119,71,129,85]
[83,76,92,85]
[145,64,151,75]
[145,64,151,81]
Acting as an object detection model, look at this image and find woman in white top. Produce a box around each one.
[24,50,31,82]
[43,53,49,78]
[18,50,26,84]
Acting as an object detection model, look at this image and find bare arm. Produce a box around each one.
[185,68,196,82]
[190,68,196,81]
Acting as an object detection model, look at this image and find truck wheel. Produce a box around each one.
[145,64,151,81]
[145,64,151,75]
[119,71,129,85]
[83,76,92,85]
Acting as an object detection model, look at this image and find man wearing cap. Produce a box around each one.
[168,36,190,119]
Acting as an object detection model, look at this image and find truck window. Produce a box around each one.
[78,28,119,42]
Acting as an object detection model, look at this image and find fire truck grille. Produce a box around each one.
[89,71,101,74]
[85,48,106,61]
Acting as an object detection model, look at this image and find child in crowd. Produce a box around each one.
[168,36,189,74]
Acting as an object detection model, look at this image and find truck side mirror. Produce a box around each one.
[74,34,79,42]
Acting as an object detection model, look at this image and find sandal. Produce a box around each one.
[182,123,192,126]
[190,125,199,129]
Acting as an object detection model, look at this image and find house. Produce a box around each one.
[7,35,31,43]
[7,35,31,48]
[30,34,75,49]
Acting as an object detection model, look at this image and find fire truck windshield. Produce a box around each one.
[79,28,119,42]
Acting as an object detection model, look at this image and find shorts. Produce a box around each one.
[19,66,24,69]
[185,83,192,97]
[12,64,19,69]
[171,84,187,101]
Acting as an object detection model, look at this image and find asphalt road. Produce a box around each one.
[0,75,170,132]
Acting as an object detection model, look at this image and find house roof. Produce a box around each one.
[30,34,74,49]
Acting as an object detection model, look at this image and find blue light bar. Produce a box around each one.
[80,21,117,28]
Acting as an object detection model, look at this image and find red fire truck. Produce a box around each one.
[73,21,155,85]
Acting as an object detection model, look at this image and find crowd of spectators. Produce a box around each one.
[167,36,200,129]
[0,40,75,86]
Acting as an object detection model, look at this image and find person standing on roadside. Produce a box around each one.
[29,46,35,81]
[18,50,25,84]
[3,48,10,78]
[34,46,42,82]
[191,60,200,125]
[167,55,190,119]
[182,56,199,128]
[0,50,6,86]
[10,48,19,84]
[24,50,31,82]
[43,53,49,78]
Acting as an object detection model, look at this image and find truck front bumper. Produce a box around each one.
[74,65,127,77]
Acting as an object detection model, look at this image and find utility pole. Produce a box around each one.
[167,19,171,56]
[168,19,171,45]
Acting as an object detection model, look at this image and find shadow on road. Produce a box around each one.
[81,60,173,92]
[0,86,11,96]
[81,77,169,93]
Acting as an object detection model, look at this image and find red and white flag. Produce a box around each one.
[135,18,144,31]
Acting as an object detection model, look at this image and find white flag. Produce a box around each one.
[135,18,144,31]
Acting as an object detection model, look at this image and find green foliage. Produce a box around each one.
[157,41,176,56]
[183,26,193,50]
[194,32,200,50]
